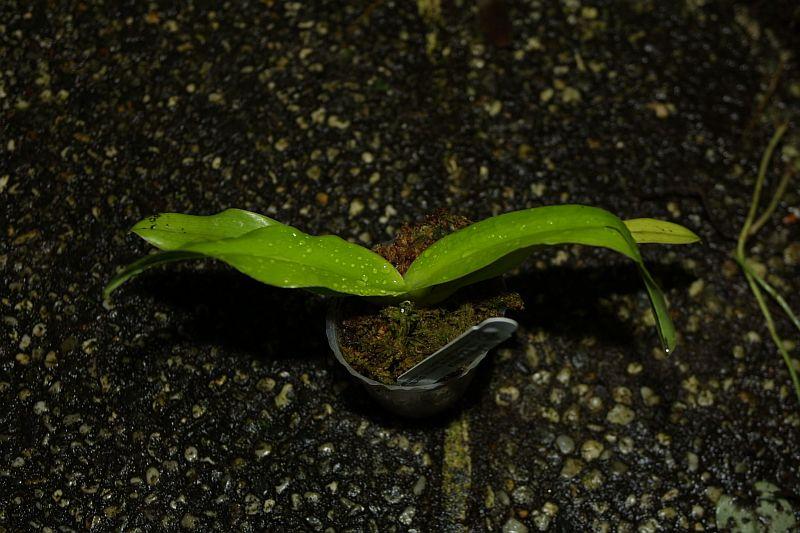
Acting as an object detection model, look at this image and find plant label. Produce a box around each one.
[396,317,518,386]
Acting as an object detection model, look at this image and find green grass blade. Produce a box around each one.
[738,258,800,335]
[404,205,687,352]
[177,225,407,297]
[637,264,676,353]
[132,208,280,250]
[104,251,204,298]
[624,218,701,244]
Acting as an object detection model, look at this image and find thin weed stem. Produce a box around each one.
[750,165,793,236]
[735,122,800,404]
[737,122,788,258]
[743,270,800,403]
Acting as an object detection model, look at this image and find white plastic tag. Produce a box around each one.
[396,317,518,386]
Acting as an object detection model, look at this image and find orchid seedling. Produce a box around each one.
[105,205,699,352]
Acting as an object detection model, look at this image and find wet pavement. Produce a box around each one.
[2,1,800,531]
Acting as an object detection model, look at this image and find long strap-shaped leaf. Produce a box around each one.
[404,205,695,352]
[107,222,406,298]
[624,218,701,244]
[132,208,280,250]
[178,225,406,296]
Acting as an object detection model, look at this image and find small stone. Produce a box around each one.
[581,6,598,19]
[33,401,48,415]
[626,362,643,375]
[618,437,634,454]
[580,440,604,461]
[560,458,585,478]
[581,469,604,490]
[784,242,800,266]
[146,467,160,485]
[502,517,529,533]
[612,386,633,405]
[512,485,535,506]
[184,446,198,461]
[399,506,416,525]
[317,442,334,455]
[587,395,604,413]
[257,377,276,392]
[524,345,540,369]
[688,279,704,298]
[697,390,714,406]
[607,404,635,425]
[382,485,404,504]
[555,435,575,454]
[485,100,502,116]
[306,165,321,180]
[561,87,581,103]
[327,115,350,129]
[686,452,699,472]
[412,476,427,496]
[640,387,660,406]
[349,199,365,217]
[274,383,294,408]
[244,494,260,515]
[255,442,272,459]
[180,513,199,530]
[495,385,520,406]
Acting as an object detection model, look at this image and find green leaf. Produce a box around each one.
[624,218,701,244]
[104,250,204,299]
[132,208,280,250]
[106,212,407,297]
[178,225,406,296]
[404,205,686,352]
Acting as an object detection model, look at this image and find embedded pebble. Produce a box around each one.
[502,518,529,533]
[184,447,198,461]
[560,458,585,478]
[555,435,575,454]
[274,383,294,408]
[180,514,199,530]
[146,467,160,485]
[607,404,635,425]
[255,442,273,459]
[495,385,520,406]
[398,506,416,525]
[580,439,604,461]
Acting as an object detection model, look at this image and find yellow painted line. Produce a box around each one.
[442,412,472,528]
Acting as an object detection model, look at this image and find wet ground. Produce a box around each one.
[2,1,800,531]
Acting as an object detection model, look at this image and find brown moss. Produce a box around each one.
[372,209,472,275]
[339,288,523,383]
[338,211,523,384]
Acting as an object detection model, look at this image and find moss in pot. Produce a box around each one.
[105,205,699,414]
[336,210,524,384]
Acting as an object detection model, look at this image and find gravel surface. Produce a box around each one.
[2,1,800,531]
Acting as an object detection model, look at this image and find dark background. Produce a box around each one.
[2,1,799,530]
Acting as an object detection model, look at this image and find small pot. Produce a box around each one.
[326,301,506,418]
